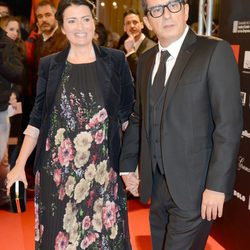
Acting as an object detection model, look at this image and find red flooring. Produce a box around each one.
[0,200,225,250]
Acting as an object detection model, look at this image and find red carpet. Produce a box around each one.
[0,200,225,250]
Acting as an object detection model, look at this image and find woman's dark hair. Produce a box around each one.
[55,0,96,27]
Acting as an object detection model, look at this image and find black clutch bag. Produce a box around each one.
[10,181,26,213]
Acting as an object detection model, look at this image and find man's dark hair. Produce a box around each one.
[123,8,142,21]
[0,1,11,15]
[141,0,188,15]
[36,0,56,12]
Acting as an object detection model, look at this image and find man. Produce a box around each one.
[122,8,155,80]
[0,1,10,17]
[34,0,68,61]
[120,0,243,249]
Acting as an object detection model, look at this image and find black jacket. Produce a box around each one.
[0,28,24,111]
[29,44,134,174]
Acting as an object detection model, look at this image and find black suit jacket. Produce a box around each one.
[29,44,134,174]
[120,29,243,210]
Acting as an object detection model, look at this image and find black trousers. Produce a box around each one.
[150,167,212,250]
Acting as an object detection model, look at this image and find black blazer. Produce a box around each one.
[29,44,134,174]
[120,28,243,210]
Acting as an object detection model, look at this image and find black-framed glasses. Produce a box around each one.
[147,0,184,18]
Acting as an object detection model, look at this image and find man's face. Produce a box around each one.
[36,4,57,34]
[123,13,144,41]
[0,6,9,17]
[143,0,189,47]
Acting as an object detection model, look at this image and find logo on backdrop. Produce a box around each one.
[241,130,250,139]
[233,20,250,33]
[234,190,246,202]
[241,92,247,106]
[237,156,250,173]
[243,51,250,69]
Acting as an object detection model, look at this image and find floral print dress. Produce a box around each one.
[35,62,131,250]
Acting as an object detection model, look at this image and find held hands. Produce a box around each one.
[6,165,28,196]
[122,172,140,197]
[201,189,225,221]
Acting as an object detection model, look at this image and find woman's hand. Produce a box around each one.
[6,165,28,196]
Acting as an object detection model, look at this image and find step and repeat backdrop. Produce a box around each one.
[211,0,250,249]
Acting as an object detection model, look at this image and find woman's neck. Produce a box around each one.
[67,44,96,64]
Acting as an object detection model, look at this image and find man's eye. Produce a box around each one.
[152,6,162,13]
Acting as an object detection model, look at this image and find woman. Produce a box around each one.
[0,16,26,58]
[7,0,134,249]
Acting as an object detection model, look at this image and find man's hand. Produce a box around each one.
[122,172,139,197]
[124,34,135,54]
[201,189,225,221]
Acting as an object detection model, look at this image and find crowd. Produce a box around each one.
[0,0,242,250]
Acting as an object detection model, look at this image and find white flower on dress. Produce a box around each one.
[66,244,76,250]
[55,128,66,145]
[84,164,96,181]
[68,220,79,246]
[92,213,102,233]
[65,176,76,197]
[110,224,118,240]
[73,132,93,152]
[93,198,103,214]
[95,160,107,185]
[74,179,90,204]
[74,150,90,169]
[63,202,77,233]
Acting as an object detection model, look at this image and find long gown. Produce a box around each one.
[35,61,131,250]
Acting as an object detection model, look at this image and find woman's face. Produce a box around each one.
[61,4,95,48]
[5,20,19,41]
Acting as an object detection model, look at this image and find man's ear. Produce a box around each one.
[143,16,152,31]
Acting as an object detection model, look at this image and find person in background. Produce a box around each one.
[94,21,108,46]
[0,1,10,17]
[120,0,243,249]
[7,0,133,249]
[121,8,156,81]
[106,30,120,49]
[0,25,24,209]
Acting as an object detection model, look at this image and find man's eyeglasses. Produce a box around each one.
[147,0,184,18]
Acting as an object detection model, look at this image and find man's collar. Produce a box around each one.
[42,24,59,41]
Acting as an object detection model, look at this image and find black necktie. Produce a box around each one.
[152,50,171,101]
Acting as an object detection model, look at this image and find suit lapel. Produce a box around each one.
[141,46,158,136]
[94,44,116,118]
[46,46,69,112]
[161,29,197,121]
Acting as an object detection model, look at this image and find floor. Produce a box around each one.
[0,199,225,250]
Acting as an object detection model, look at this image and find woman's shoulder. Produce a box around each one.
[99,45,125,59]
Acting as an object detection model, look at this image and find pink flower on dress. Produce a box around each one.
[55,231,68,250]
[109,169,117,182]
[58,138,74,167]
[53,168,62,186]
[102,201,117,229]
[46,138,50,151]
[82,216,91,230]
[94,129,105,144]
[97,108,108,123]
[80,233,97,249]
[58,186,66,200]
[86,114,99,129]
[114,183,118,200]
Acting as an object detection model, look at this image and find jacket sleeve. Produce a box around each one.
[29,57,50,129]
[205,40,243,199]
[118,52,135,123]
[119,55,143,172]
